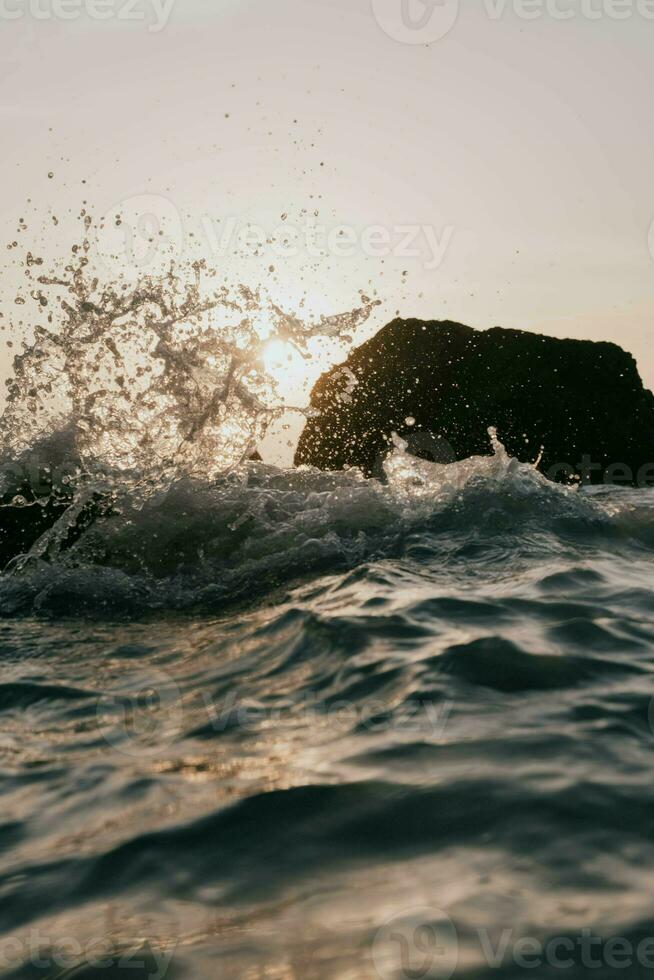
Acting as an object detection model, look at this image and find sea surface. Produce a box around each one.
[1,440,654,980]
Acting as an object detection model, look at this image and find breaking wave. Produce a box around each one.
[1,422,652,616]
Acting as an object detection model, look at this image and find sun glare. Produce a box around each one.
[261,329,358,410]
[262,339,309,402]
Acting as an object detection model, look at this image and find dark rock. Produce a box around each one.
[295,319,654,486]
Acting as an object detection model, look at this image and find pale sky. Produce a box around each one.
[2,0,653,462]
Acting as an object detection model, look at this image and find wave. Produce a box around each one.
[0,430,651,617]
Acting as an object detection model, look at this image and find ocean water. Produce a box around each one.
[1,439,654,980]
[1,251,654,979]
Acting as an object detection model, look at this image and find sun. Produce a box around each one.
[262,339,309,402]
[261,333,354,408]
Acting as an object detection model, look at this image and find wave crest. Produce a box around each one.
[0,432,621,617]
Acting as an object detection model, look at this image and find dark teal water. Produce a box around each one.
[1,448,654,979]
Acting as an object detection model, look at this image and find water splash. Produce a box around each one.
[0,216,379,493]
[383,425,528,497]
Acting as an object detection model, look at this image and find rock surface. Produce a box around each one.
[295,319,654,485]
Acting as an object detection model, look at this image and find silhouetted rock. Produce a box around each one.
[295,319,654,486]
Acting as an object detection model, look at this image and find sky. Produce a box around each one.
[1,0,653,461]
